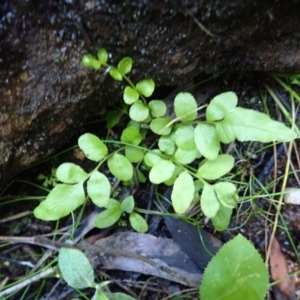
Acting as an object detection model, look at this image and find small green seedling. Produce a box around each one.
[94,195,148,233]
[37,167,58,188]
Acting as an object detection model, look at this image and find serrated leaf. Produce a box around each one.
[174,147,200,165]
[129,100,149,122]
[150,117,172,135]
[211,204,233,231]
[129,212,148,233]
[199,234,269,300]
[158,135,175,155]
[136,79,155,97]
[97,48,108,65]
[125,146,144,163]
[213,182,237,208]
[121,126,142,145]
[216,107,297,143]
[148,100,167,117]
[174,124,196,151]
[94,199,122,228]
[174,92,198,122]
[109,68,122,81]
[201,183,219,218]
[118,57,132,75]
[87,172,111,207]
[56,163,88,184]
[78,133,108,162]
[59,247,95,289]
[206,91,238,122]
[123,86,139,105]
[171,172,194,214]
[194,123,220,160]
[121,195,135,213]
[149,160,175,184]
[82,54,101,70]
[108,153,133,181]
[197,154,234,180]
[34,183,85,220]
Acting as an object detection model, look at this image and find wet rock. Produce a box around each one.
[1,0,300,186]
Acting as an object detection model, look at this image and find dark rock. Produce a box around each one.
[1,0,300,186]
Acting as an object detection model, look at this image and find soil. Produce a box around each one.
[0,72,299,300]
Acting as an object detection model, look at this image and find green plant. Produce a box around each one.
[37,167,58,188]
[199,234,269,300]
[58,245,136,300]
[34,48,296,232]
[95,195,148,233]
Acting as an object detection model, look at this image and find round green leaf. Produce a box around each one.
[121,126,142,145]
[211,204,233,231]
[164,166,183,186]
[129,212,148,233]
[123,86,139,105]
[171,172,195,214]
[118,57,133,75]
[34,183,85,220]
[97,48,108,65]
[94,199,122,228]
[206,91,238,122]
[136,79,155,97]
[56,163,88,184]
[148,100,167,118]
[173,147,201,165]
[194,123,220,160]
[201,183,219,218]
[59,247,95,289]
[175,124,196,151]
[213,182,238,208]
[150,117,172,135]
[149,159,175,184]
[199,234,269,300]
[108,153,133,181]
[174,92,197,122]
[121,195,135,213]
[129,100,149,122]
[125,146,144,163]
[82,54,101,70]
[197,154,234,180]
[158,135,175,155]
[143,149,162,168]
[109,68,123,81]
[87,172,111,207]
[78,133,108,162]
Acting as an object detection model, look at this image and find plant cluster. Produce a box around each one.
[32,48,297,300]
[34,48,296,231]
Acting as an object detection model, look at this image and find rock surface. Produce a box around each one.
[1,0,300,186]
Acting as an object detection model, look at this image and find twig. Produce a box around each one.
[0,235,197,288]
[185,9,217,37]
[0,268,55,298]
[0,210,32,224]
